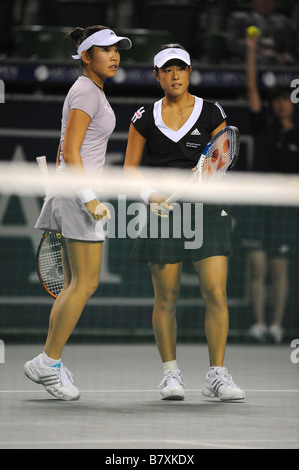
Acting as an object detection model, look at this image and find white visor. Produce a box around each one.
[72,29,132,59]
[154,48,191,68]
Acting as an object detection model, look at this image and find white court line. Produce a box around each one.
[0,438,298,449]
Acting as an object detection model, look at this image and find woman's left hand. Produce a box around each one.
[85,200,111,221]
[150,202,174,217]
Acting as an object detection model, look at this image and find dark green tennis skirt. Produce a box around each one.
[130,203,232,264]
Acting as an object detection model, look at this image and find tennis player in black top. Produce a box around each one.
[124,44,245,401]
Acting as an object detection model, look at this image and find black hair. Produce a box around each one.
[155,43,188,54]
[67,25,110,63]
[265,85,299,128]
[267,85,291,102]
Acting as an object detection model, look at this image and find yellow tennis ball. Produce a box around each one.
[246,26,261,37]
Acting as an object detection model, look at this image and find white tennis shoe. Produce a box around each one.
[24,354,80,401]
[247,323,267,342]
[267,324,284,343]
[159,369,185,400]
[202,367,245,401]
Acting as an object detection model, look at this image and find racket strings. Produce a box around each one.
[202,129,236,179]
[37,237,63,298]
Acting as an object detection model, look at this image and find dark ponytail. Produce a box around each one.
[67,25,111,62]
[68,27,85,45]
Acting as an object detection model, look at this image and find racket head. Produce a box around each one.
[36,231,64,299]
[196,126,240,180]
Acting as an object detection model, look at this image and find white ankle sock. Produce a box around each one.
[42,352,61,367]
[210,366,223,373]
[163,360,178,374]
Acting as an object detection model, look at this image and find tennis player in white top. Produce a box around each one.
[24,25,132,400]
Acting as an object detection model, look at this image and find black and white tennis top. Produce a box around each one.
[131,96,227,169]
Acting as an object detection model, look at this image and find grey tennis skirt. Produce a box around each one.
[35,191,105,241]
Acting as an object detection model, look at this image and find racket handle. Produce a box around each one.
[165,170,198,204]
[165,190,182,205]
[36,156,48,174]
[36,155,49,196]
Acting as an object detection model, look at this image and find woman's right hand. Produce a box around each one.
[149,192,174,217]
[85,200,111,221]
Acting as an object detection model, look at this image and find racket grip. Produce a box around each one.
[165,170,198,204]
[36,155,49,196]
[36,156,48,172]
[165,190,181,204]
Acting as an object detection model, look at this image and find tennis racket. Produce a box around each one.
[166,126,240,204]
[36,231,64,298]
[36,156,63,299]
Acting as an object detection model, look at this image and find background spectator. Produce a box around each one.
[226,0,297,65]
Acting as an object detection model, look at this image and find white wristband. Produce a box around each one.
[140,187,156,204]
[77,187,97,204]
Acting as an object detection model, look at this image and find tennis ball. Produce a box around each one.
[246,26,261,38]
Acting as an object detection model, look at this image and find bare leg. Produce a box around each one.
[45,237,71,348]
[44,239,102,359]
[149,262,182,363]
[270,256,289,326]
[193,256,229,367]
[248,250,268,325]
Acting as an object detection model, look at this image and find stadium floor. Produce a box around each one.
[0,343,298,450]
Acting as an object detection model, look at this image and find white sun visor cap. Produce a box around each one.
[154,48,191,68]
[72,29,132,59]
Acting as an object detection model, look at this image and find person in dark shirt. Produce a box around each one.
[249,86,299,173]
[244,30,299,343]
[226,0,296,65]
